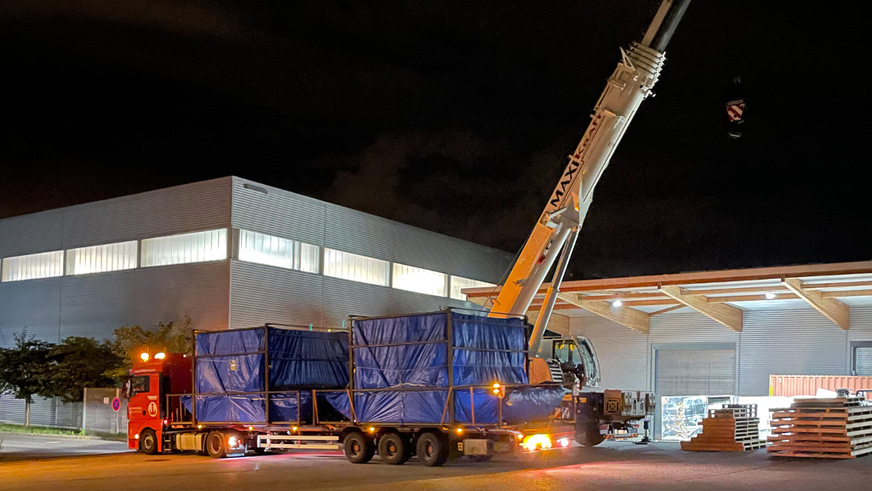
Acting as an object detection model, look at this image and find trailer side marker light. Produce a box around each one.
[292,426,298,432]
[368,427,376,433]
[228,436,238,448]
[198,425,203,429]
[456,427,464,435]
[134,433,139,440]
[557,438,571,448]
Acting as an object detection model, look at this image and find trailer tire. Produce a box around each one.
[378,432,409,465]
[575,422,605,447]
[205,431,227,459]
[416,432,448,467]
[140,428,158,455]
[344,431,374,464]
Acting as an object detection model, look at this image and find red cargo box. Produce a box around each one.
[769,375,872,399]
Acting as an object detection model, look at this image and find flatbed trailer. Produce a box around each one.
[126,311,573,465]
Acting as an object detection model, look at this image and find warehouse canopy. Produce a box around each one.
[463,260,872,334]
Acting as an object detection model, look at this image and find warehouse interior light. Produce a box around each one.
[765,292,776,300]
[612,299,623,308]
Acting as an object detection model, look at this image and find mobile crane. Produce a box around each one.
[483,0,692,445]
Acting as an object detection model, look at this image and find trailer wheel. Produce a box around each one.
[416,432,447,467]
[344,431,374,464]
[575,422,605,447]
[377,432,409,465]
[205,431,228,459]
[140,428,158,455]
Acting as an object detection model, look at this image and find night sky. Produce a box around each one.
[1,1,867,280]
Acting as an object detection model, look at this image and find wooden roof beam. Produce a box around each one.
[782,278,850,330]
[706,292,798,303]
[660,285,743,332]
[558,293,650,334]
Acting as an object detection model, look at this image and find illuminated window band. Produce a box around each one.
[1,228,494,300]
[67,241,138,276]
[141,229,227,267]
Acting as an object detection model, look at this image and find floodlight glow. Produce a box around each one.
[154,352,166,360]
[140,352,149,362]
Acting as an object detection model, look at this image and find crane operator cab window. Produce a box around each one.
[122,376,150,399]
[552,338,600,388]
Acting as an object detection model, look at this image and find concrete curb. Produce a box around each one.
[0,430,121,441]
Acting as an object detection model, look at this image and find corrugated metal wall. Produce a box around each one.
[229,176,512,329]
[0,178,234,346]
[230,177,513,281]
[571,305,872,397]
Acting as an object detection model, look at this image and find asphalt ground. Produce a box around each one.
[1,435,870,490]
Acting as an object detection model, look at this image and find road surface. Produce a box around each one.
[2,435,870,490]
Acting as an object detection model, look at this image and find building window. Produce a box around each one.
[299,243,320,274]
[1,250,64,282]
[853,342,872,376]
[323,248,389,286]
[393,263,447,297]
[66,241,138,276]
[141,229,227,267]
[450,275,497,301]
[238,229,320,274]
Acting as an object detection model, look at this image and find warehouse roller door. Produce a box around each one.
[653,343,737,439]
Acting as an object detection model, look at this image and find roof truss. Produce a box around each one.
[660,285,743,332]
[782,278,850,330]
[558,293,650,334]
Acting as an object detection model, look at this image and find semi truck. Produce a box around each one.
[125,310,573,465]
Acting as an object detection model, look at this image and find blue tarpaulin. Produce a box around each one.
[352,312,528,390]
[192,326,348,424]
[348,311,559,425]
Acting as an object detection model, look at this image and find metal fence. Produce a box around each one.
[0,388,126,435]
[0,394,83,429]
[83,387,127,435]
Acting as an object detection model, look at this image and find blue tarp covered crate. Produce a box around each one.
[190,326,348,423]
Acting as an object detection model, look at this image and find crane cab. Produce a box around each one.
[535,335,601,389]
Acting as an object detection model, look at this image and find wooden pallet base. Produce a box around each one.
[767,398,872,459]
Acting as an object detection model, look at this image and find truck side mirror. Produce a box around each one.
[122,377,133,399]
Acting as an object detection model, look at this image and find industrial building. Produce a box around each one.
[0,175,513,347]
[0,176,515,428]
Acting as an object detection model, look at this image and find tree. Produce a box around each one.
[43,337,124,403]
[0,330,54,426]
[107,317,193,379]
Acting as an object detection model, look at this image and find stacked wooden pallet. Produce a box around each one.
[768,396,872,459]
[681,404,767,452]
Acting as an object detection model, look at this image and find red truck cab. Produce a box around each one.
[124,352,191,453]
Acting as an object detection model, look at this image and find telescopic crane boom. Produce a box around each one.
[488,0,692,361]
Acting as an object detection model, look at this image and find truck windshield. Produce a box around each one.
[123,375,150,398]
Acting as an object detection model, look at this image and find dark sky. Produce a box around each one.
[1,1,868,280]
